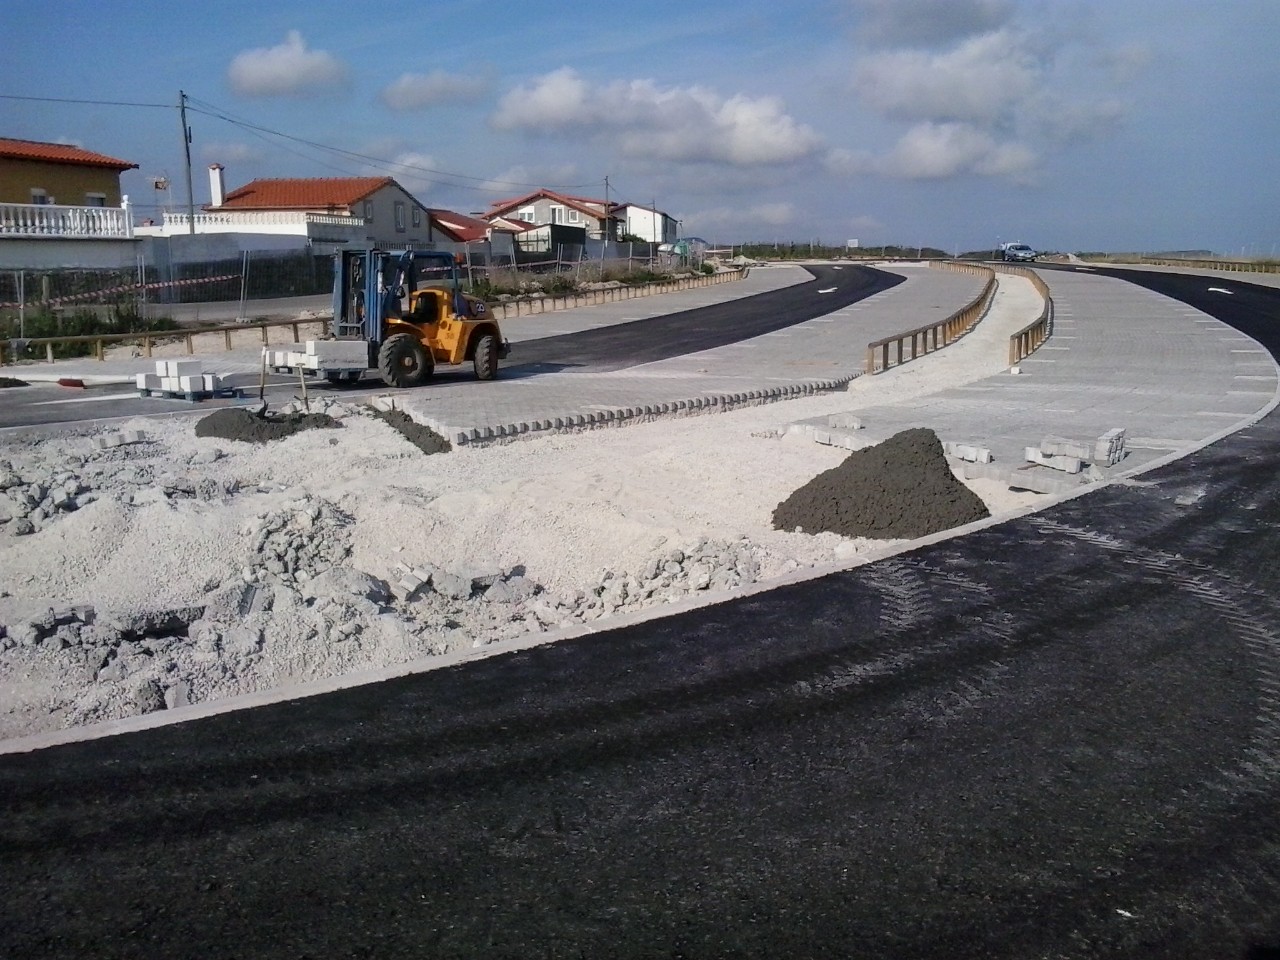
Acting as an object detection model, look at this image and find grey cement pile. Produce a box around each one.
[194,408,343,443]
[370,408,452,455]
[773,428,990,539]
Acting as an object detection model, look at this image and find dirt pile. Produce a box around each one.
[0,377,30,388]
[773,427,990,539]
[372,408,452,454]
[194,408,342,443]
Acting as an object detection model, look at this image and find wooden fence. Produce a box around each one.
[864,262,997,374]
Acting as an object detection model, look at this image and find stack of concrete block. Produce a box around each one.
[1094,428,1127,466]
[267,341,368,371]
[307,339,368,366]
[136,360,222,394]
[943,441,993,464]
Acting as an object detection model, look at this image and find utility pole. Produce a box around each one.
[602,176,610,260]
[178,91,195,235]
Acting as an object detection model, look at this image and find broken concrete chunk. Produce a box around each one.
[827,413,863,430]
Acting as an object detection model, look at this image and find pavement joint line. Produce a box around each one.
[1196,411,1257,417]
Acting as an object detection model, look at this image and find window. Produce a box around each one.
[518,206,535,222]
[85,193,107,207]
[30,189,50,205]
[363,200,374,221]
[550,205,565,224]
[394,201,406,232]
[411,206,421,228]
[567,208,580,223]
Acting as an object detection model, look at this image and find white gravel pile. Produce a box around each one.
[0,275,1047,741]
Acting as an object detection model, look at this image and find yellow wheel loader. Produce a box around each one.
[328,248,509,388]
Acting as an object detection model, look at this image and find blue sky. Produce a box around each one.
[4,0,1277,254]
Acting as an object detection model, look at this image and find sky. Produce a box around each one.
[3,0,1277,255]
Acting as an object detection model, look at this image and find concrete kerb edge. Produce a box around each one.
[428,374,862,447]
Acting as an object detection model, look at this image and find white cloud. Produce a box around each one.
[834,4,1133,185]
[824,147,874,176]
[854,29,1038,124]
[881,122,1036,180]
[380,70,490,111]
[491,68,822,167]
[227,31,350,98]
[853,0,1014,48]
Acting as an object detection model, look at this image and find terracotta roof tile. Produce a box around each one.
[0,137,137,170]
[217,177,393,210]
[427,208,491,243]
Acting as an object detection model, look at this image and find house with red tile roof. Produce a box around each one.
[483,189,620,242]
[0,137,140,268]
[0,137,137,208]
[137,167,434,250]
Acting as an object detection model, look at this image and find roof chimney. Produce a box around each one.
[208,163,225,207]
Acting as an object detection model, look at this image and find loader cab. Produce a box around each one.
[408,287,447,325]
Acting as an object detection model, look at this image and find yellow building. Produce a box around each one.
[0,137,137,207]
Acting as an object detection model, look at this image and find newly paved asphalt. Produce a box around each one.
[3,265,1280,958]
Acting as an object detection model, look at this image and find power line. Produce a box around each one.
[0,93,174,109]
[183,95,600,194]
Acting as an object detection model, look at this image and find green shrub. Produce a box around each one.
[0,303,179,359]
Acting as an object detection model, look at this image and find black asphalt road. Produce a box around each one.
[0,265,901,431]
[510,264,903,371]
[3,271,1280,959]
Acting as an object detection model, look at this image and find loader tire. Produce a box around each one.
[378,333,432,388]
[473,334,499,381]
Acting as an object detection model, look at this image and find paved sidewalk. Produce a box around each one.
[789,269,1279,489]
[390,263,987,440]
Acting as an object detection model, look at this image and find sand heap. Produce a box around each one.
[773,428,990,539]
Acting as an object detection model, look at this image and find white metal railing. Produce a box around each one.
[0,200,134,239]
[133,210,368,238]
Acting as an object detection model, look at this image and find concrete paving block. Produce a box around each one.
[1041,436,1091,460]
[1007,466,1083,495]
[1024,447,1082,474]
[201,374,222,391]
[178,375,205,392]
[135,373,162,391]
[828,413,863,430]
[160,376,183,393]
[962,462,1009,483]
[369,395,398,413]
[165,360,203,379]
[813,429,833,445]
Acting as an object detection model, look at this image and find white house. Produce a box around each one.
[615,202,678,244]
[134,167,437,253]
